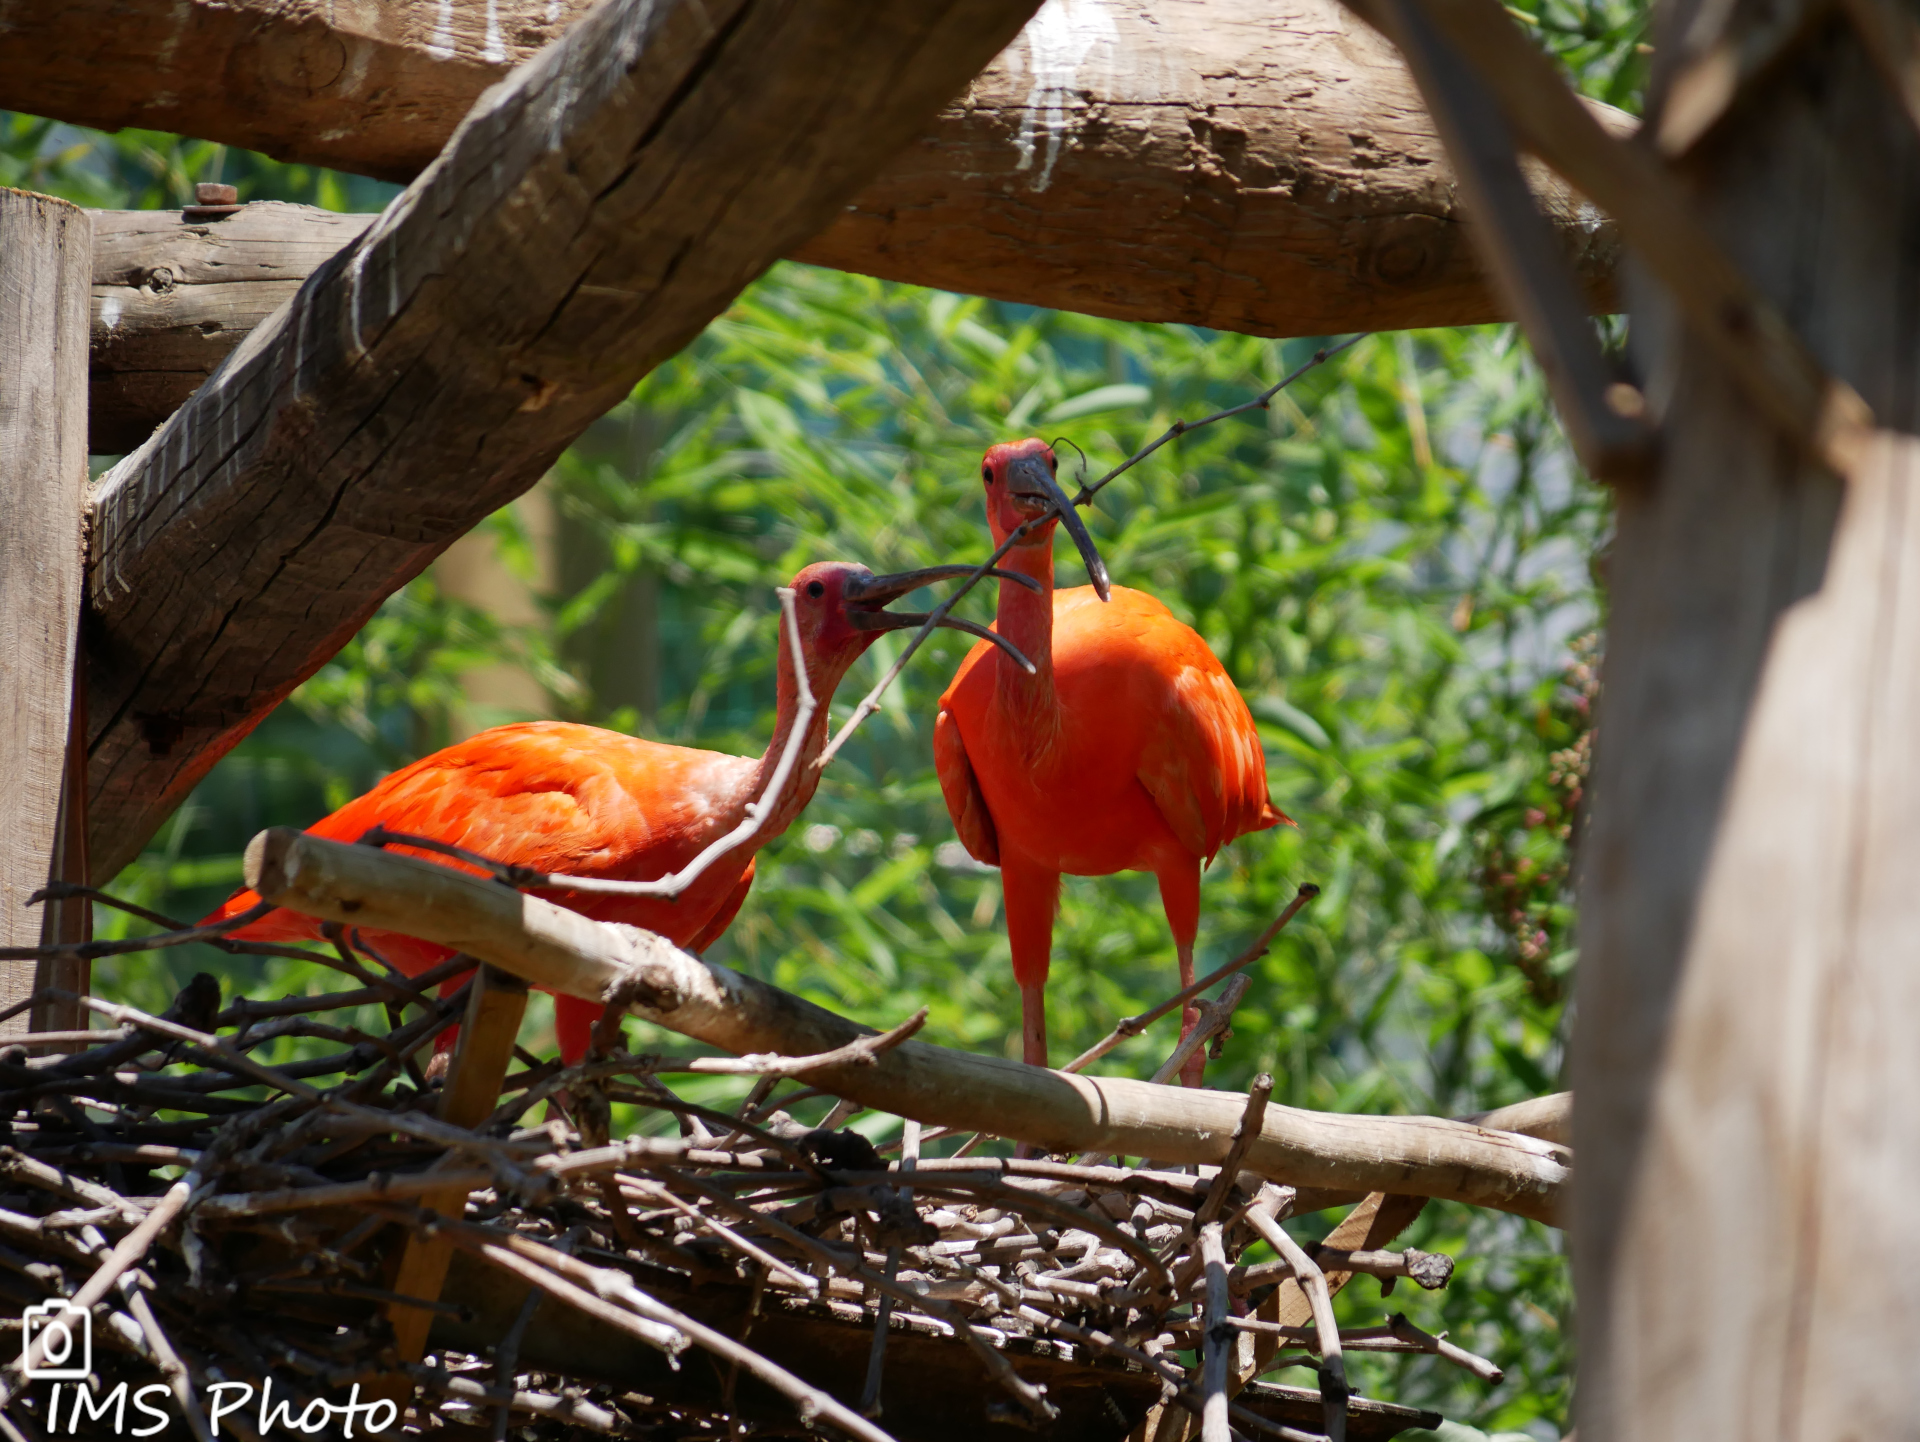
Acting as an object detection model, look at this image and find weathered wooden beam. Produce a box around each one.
[789,0,1626,338]
[0,0,599,183]
[244,827,1573,1223]
[0,189,90,1031]
[27,0,1623,448]
[79,0,1044,880]
[89,204,375,455]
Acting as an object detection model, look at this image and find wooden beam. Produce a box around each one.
[785,0,1629,339]
[1572,14,1920,1442]
[1366,0,1868,477]
[0,0,599,184]
[78,0,1045,881]
[0,189,90,1032]
[243,827,1573,1223]
[24,0,1624,447]
[89,204,375,455]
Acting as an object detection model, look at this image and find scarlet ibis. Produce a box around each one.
[208,561,1035,1064]
[935,439,1291,1086]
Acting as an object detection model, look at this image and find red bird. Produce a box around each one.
[936,439,1291,1086]
[208,561,1031,1064]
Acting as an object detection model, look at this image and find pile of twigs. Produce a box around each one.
[0,898,1501,1442]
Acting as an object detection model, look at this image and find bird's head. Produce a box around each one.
[784,560,1041,679]
[980,438,1110,600]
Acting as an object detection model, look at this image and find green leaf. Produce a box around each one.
[1043,383,1152,422]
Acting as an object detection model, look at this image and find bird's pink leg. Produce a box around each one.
[1001,858,1062,1069]
[1175,941,1207,1088]
[1021,981,1049,1070]
[423,971,470,1082]
[1156,858,1206,1088]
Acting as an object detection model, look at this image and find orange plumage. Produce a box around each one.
[936,439,1290,1083]
[208,559,1023,1064]
[206,722,767,1061]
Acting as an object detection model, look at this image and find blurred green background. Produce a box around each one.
[2,0,1647,1430]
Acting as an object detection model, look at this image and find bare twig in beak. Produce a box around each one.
[845,566,1037,673]
[1004,452,1111,601]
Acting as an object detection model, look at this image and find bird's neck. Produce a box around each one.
[745,636,840,837]
[993,539,1060,735]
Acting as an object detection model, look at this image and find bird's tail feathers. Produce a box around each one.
[1259,800,1298,830]
[197,889,318,942]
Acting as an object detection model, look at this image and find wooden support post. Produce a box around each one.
[32,650,91,1037]
[0,189,90,1037]
[385,964,528,1363]
[1575,14,1920,1441]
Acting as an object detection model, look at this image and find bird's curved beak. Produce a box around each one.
[1003,452,1111,602]
[843,565,1039,674]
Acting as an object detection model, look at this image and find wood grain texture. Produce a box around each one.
[386,965,527,1363]
[29,645,91,1036]
[27,0,1623,409]
[245,828,1573,1222]
[1616,427,1920,1441]
[0,0,599,183]
[89,204,376,453]
[80,0,1046,881]
[0,189,90,1031]
[1575,12,1920,1439]
[792,0,1623,338]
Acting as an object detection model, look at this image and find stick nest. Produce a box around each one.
[0,941,1499,1442]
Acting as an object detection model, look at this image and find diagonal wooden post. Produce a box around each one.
[0,189,91,1038]
[383,964,528,1364]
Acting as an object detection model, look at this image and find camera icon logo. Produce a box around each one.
[21,1299,91,1380]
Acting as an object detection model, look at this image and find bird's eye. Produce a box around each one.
[982,465,992,486]
[806,580,826,599]
[1048,453,1058,472]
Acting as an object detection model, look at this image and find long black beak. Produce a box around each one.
[844,566,1039,674]
[1004,453,1111,601]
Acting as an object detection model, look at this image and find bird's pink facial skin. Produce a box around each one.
[788,562,878,665]
[981,438,1062,549]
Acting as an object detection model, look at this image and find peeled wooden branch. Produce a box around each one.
[244,828,1570,1224]
[1467,1092,1570,1145]
[1309,1247,1453,1290]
